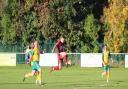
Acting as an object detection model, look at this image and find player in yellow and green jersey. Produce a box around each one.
[101,44,111,83]
[23,41,42,85]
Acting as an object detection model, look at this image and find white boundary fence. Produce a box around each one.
[0,53,16,66]
[81,53,102,67]
[0,52,128,67]
[125,55,128,68]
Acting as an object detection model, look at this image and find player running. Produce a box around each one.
[101,44,111,83]
[51,36,68,71]
[23,41,42,85]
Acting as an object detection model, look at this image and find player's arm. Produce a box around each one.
[28,56,32,63]
[102,53,106,66]
[102,61,106,66]
[52,42,58,53]
[102,61,105,66]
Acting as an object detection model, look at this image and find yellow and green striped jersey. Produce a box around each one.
[31,47,40,62]
[103,50,109,65]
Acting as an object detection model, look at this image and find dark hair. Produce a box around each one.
[104,44,107,47]
[29,46,31,49]
[60,35,64,38]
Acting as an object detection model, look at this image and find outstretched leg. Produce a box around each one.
[23,70,35,81]
[106,68,110,83]
[60,52,68,67]
[36,68,42,85]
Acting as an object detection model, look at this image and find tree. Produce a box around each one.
[103,0,128,52]
[0,0,5,15]
[0,0,18,44]
[81,14,101,52]
[49,0,83,52]
[0,0,109,52]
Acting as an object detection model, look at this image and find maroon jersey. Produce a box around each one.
[56,40,64,53]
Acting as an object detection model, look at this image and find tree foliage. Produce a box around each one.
[1,0,127,53]
[81,14,101,52]
[49,0,105,52]
[103,0,128,52]
[0,0,18,44]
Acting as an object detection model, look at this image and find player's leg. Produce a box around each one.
[25,70,35,77]
[102,66,107,77]
[23,70,36,81]
[102,65,109,81]
[102,72,106,77]
[106,65,110,83]
[58,59,62,69]
[23,61,37,81]
[63,53,68,67]
[36,69,42,85]
[51,54,62,71]
[60,52,68,66]
[52,59,62,70]
[35,62,42,85]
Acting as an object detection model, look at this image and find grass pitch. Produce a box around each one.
[0,65,128,89]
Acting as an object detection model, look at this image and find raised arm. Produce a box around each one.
[52,42,58,53]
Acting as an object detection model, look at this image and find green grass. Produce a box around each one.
[0,65,128,89]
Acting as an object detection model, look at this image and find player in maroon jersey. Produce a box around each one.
[51,36,68,71]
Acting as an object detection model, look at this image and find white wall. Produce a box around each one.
[81,53,102,67]
[125,55,128,68]
[0,53,16,66]
[39,53,58,67]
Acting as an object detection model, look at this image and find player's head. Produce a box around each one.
[104,44,107,48]
[104,44,109,51]
[30,42,34,49]
[60,36,64,43]
[34,41,39,48]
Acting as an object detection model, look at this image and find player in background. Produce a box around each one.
[23,41,42,85]
[51,36,68,71]
[25,45,31,63]
[101,44,112,83]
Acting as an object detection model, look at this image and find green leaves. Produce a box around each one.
[1,3,17,44]
[2,0,127,53]
[82,14,101,52]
